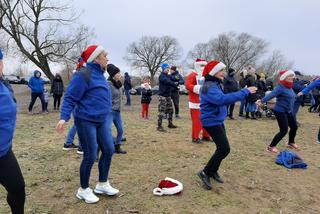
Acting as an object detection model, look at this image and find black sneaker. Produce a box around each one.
[201,137,211,142]
[62,143,78,151]
[77,148,84,155]
[121,137,127,142]
[157,126,167,132]
[212,172,224,183]
[168,124,178,128]
[197,171,212,190]
[192,138,202,144]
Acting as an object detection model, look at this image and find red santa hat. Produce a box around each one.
[194,58,207,67]
[153,177,183,196]
[202,60,226,77]
[75,45,106,70]
[279,69,295,81]
[81,45,105,63]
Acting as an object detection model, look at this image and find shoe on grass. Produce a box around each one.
[94,181,119,196]
[62,143,78,151]
[76,188,99,204]
[197,170,212,190]
[266,146,279,154]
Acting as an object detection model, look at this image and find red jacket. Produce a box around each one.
[185,71,203,109]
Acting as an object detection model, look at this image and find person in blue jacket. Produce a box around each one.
[298,78,320,143]
[0,48,26,214]
[292,71,306,120]
[257,70,299,154]
[157,63,178,132]
[56,45,119,204]
[28,70,46,113]
[197,60,257,190]
[169,66,185,118]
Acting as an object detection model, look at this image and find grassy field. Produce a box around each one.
[1,85,320,214]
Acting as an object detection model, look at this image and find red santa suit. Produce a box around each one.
[185,59,210,141]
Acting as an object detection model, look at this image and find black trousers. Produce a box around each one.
[170,91,180,116]
[53,94,62,110]
[0,149,25,214]
[227,103,235,117]
[203,125,230,176]
[318,127,320,142]
[270,111,298,147]
[310,95,320,111]
[28,92,45,112]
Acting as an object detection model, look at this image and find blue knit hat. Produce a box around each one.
[161,63,170,71]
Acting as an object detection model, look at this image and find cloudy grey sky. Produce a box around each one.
[72,0,320,75]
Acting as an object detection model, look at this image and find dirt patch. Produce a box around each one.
[1,88,320,214]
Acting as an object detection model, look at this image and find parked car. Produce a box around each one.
[3,75,21,84]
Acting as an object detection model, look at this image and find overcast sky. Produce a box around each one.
[71,0,320,75]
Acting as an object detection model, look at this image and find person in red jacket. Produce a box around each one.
[185,59,210,144]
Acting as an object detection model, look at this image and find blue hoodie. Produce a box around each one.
[261,84,296,113]
[0,81,17,157]
[0,49,3,60]
[301,80,320,95]
[28,70,44,93]
[200,79,250,127]
[60,62,112,122]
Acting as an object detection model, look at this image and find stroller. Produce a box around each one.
[259,90,275,118]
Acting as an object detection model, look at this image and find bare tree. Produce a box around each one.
[210,32,268,71]
[124,35,182,84]
[187,42,214,64]
[187,32,268,72]
[257,50,294,76]
[0,0,92,81]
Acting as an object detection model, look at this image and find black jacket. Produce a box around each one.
[124,74,132,90]
[158,72,177,97]
[141,88,152,104]
[51,79,64,95]
[245,75,258,102]
[223,75,238,93]
[257,80,267,99]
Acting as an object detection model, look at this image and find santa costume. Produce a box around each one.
[185,59,210,143]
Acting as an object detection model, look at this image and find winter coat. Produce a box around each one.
[158,72,177,97]
[293,79,305,103]
[108,79,122,112]
[169,71,184,92]
[51,79,64,95]
[200,77,250,127]
[124,73,132,90]
[245,74,258,102]
[301,80,320,95]
[141,87,152,104]
[257,80,268,99]
[261,83,296,113]
[223,74,238,93]
[28,70,44,93]
[0,81,17,157]
[60,62,112,122]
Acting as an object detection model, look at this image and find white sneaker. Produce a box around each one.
[76,188,99,204]
[94,181,119,196]
[317,141,320,144]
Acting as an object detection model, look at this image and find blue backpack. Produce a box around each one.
[275,150,308,169]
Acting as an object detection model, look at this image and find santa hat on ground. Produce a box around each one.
[202,60,226,77]
[194,59,207,73]
[75,45,106,70]
[279,69,295,81]
[153,177,183,196]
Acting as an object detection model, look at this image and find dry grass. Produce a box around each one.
[1,85,320,214]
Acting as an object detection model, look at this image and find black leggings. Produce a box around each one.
[0,149,25,214]
[203,125,230,176]
[53,94,62,109]
[170,91,180,115]
[270,111,298,147]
